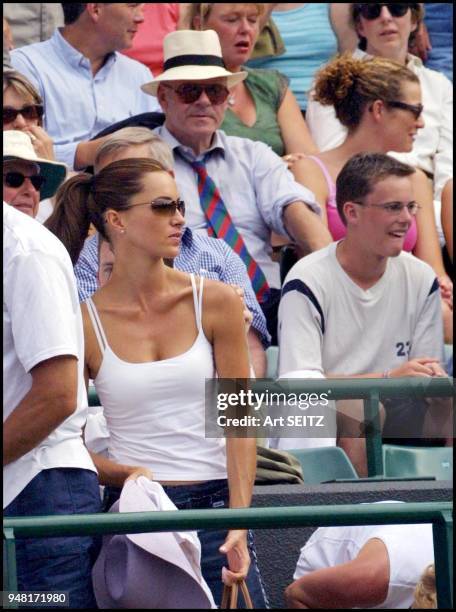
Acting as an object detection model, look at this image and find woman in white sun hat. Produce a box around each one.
[3,129,66,219]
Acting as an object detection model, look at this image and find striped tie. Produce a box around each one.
[190,158,270,303]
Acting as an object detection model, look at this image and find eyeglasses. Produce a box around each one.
[3,171,46,191]
[3,104,44,124]
[387,100,424,120]
[123,197,186,216]
[163,83,230,105]
[357,3,411,20]
[353,201,421,215]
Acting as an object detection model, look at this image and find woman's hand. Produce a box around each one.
[125,466,154,483]
[219,529,251,585]
[25,125,56,161]
[282,152,307,168]
[438,275,453,308]
[390,358,447,378]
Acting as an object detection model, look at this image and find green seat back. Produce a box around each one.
[383,445,453,480]
[265,346,279,379]
[287,447,358,484]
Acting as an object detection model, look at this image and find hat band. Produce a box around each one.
[163,54,226,72]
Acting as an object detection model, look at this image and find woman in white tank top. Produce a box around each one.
[48,158,267,607]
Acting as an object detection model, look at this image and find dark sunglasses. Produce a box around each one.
[387,100,424,120]
[165,83,230,105]
[3,171,46,191]
[357,3,412,20]
[3,104,44,124]
[124,197,186,216]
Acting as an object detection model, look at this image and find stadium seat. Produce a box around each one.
[287,446,358,484]
[266,346,279,379]
[382,445,453,480]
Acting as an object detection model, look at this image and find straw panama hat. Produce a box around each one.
[141,29,247,96]
[3,130,67,200]
[92,478,216,609]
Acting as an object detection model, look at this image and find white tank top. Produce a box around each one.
[86,274,227,481]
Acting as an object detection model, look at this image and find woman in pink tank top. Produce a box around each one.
[291,55,452,328]
[46,157,267,607]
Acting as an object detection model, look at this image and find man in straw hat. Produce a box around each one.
[3,129,66,218]
[142,29,332,343]
[4,199,100,605]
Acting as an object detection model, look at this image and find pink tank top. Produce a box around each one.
[308,156,418,251]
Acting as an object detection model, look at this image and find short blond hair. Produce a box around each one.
[189,3,264,29]
[411,565,437,609]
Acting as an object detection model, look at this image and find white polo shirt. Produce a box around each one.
[3,203,96,508]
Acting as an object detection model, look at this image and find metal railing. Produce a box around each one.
[89,376,454,477]
[4,501,453,608]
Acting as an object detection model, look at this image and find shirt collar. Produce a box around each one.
[182,226,193,247]
[52,28,117,72]
[353,47,421,70]
[160,125,225,162]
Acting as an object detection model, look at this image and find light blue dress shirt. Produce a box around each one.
[154,125,321,289]
[11,29,160,169]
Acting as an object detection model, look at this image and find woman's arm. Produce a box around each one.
[412,170,451,282]
[289,156,331,227]
[329,3,359,53]
[203,281,257,583]
[278,88,319,156]
[89,449,153,487]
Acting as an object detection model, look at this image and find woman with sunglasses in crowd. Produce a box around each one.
[4,70,55,161]
[3,71,65,222]
[306,4,452,266]
[3,130,66,220]
[291,53,453,343]
[45,158,267,607]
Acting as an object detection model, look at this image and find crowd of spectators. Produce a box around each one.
[3,3,452,609]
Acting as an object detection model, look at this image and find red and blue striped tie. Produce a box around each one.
[191,158,270,303]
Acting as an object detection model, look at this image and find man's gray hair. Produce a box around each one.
[94,127,174,172]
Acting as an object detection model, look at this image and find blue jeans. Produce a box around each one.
[4,468,102,609]
[104,479,269,608]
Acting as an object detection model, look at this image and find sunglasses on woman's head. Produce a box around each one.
[3,171,46,191]
[357,3,411,19]
[124,197,186,216]
[3,104,44,124]
[164,83,230,105]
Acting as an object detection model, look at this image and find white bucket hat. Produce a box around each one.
[3,130,67,200]
[92,477,216,609]
[141,30,247,97]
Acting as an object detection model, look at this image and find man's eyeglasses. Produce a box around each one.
[3,104,44,124]
[356,3,412,20]
[3,171,46,191]
[387,100,424,120]
[163,83,230,105]
[123,197,186,216]
[353,201,421,216]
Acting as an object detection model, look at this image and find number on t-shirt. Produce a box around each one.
[396,341,411,357]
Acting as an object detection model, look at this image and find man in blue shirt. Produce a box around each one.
[74,127,270,376]
[11,3,160,170]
